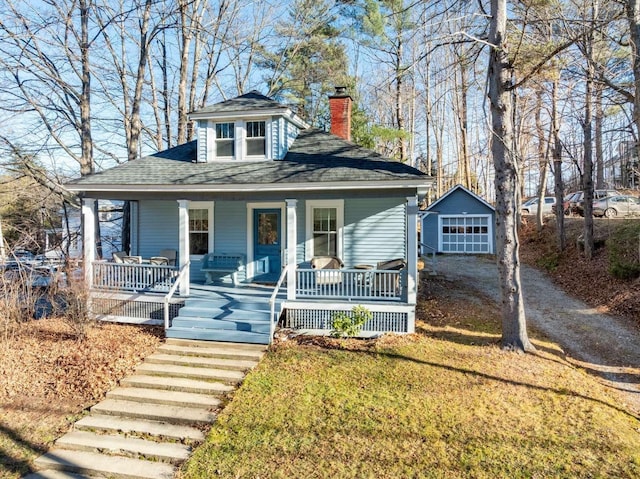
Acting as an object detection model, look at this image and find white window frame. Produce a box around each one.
[437,214,492,254]
[245,120,266,158]
[188,201,214,260]
[305,199,344,261]
[213,122,235,160]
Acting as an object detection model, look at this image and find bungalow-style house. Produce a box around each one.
[421,184,496,254]
[67,88,433,344]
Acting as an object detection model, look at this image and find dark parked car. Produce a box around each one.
[552,192,580,216]
[593,195,640,218]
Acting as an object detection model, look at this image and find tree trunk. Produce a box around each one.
[582,37,595,260]
[626,0,640,164]
[535,89,547,230]
[488,0,534,353]
[552,78,566,251]
[594,83,604,189]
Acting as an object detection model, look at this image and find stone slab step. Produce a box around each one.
[33,449,175,479]
[165,327,270,344]
[145,353,258,371]
[136,362,245,383]
[55,430,190,464]
[91,399,216,426]
[165,338,268,352]
[23,471,92,479]
[74,414,204,442]
[157,343,265,361]
[121,374,235,395]
[107,386,222,408]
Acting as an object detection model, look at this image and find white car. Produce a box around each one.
[521,196,556,215]
[592,195,640,218]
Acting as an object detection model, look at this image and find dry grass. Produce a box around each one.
[0,319,162,478]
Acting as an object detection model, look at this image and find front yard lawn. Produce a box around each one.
[179,280,640,479]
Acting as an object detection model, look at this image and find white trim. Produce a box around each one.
[428,184,495,212]
[188,109,309,129]
[246,202,286,280]
[305,199,344,261]
[437,214,493,254]
[188,201,215,260]
[68,179,433,194]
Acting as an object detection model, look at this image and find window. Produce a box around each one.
[189,208,209,255]
[215,122,234,157]
[306,200,343,259]
[246,121,265,156]
[313,208,337,256]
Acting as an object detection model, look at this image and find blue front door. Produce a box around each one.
[253,208,281,283]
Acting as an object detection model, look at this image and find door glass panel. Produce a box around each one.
[258,213,279,245]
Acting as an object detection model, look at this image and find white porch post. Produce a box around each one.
[178,200,190,296]
[286,199,297,300]
[82,198,97,288]
[406,195,418,333]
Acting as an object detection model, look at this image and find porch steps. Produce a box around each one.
[32,340,266,479]
[167,291,277,344]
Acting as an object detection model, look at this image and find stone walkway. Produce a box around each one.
[25,339,266,479]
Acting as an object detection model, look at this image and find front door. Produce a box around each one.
[253,208,281,283]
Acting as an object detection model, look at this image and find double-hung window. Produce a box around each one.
[189,208,210,255]
[215,122,234,158]
[306,200,343,259]
[246,121,266,156]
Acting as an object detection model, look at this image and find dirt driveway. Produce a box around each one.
[434,254,640,414]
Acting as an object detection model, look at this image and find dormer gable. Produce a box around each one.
[188,91,308,163]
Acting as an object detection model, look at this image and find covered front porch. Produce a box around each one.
[81,193,420,344]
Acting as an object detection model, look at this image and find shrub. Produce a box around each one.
[607,221,640,280]
[331,305,373,338]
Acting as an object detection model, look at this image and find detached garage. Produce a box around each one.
[422,184,495,254]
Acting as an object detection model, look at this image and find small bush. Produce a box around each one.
[607,221,640,280]
[331,305,373,338]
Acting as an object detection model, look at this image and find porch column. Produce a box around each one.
[286,199,297,300]
[178,200,190,296]
[82,198,97,288]
[407,195,418,332]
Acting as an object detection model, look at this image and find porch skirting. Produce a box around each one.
[90,292,184,326]
[282,301,414,334]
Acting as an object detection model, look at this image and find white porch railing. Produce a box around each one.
[296,268,405,301]
[164,261,190,329]
[93,261,179,293]
[269,264,290,343]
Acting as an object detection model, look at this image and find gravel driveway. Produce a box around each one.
[434,254,640,414]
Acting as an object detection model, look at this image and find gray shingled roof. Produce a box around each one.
[68,128,427,189]
[188,91,288,115]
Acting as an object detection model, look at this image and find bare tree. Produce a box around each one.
[488,0,535,353]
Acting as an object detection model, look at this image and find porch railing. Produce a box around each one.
[93,261,179,293]
[269,264,290,343]
[164,261,190,329]
[296,268,405,302]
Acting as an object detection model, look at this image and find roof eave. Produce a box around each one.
[188,108,309,129]
[67,178,433,195]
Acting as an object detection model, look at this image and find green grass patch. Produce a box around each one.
[608,220,640,280]
[179,336,640,479]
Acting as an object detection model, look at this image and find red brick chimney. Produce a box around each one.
[328,86,352,141]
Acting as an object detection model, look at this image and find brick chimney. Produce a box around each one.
[328,86,352,141]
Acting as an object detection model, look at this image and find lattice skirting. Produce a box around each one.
[91,297,184,321]
[284,308,408,333]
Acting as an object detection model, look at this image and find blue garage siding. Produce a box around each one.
[423,186,495,254]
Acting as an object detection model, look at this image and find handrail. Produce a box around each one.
[269,264,289,343]
[419,242,437,274]
[163,260,190,330]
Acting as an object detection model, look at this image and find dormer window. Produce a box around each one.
[246,121,266,156]
[215,122,235,157]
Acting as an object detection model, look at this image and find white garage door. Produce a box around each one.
[439,215,492,253]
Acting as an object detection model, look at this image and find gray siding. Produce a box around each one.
[343,198,406,266]
[137,201,179,258]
